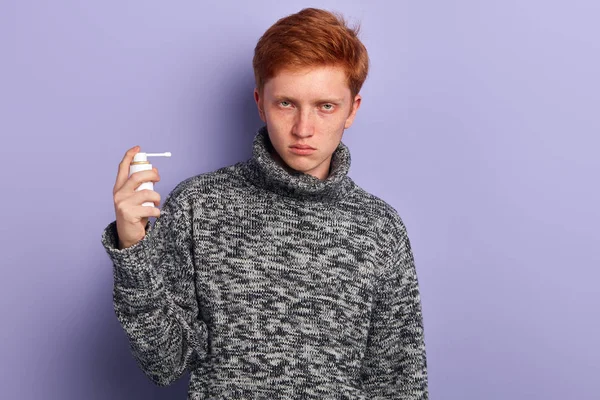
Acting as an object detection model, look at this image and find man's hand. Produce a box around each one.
[113,146,162,249]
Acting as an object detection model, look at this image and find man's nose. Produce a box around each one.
[292,109,315,137]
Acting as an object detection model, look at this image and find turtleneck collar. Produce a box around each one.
[240,126,355,203]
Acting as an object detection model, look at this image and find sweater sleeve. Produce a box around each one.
[100,187,208,386]
[360,224,429,399]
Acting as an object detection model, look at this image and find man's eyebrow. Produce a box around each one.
[272,95,344,104]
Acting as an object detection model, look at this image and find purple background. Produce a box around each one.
[2,1,599,399]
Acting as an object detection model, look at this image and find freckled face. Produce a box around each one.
[254,65,361,180]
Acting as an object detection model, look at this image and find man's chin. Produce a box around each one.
[270,146,325,177]
[281,158,309,174]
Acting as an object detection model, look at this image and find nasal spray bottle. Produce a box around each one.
[129,152,172,207]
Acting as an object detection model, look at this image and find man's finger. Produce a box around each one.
[114,146,140,193]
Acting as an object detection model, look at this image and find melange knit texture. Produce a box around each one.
[101,126,429,399]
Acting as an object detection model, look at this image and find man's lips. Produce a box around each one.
[289,145,316,155]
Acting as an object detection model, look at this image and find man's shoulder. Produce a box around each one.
[349,185,416,275]
[349,183,407,233]
[162,162,248,206]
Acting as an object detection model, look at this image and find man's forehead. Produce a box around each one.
[263,66,351,98]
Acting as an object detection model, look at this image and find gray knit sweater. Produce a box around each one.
[101,126,429,399]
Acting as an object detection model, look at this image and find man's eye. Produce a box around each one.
[322,104,334,110]
[280,101,291,107]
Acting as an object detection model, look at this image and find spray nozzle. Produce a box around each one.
[132,152,172,163]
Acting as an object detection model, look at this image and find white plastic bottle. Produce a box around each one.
[129,152,171,206]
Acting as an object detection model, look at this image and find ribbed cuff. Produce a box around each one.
[100,220,159,290]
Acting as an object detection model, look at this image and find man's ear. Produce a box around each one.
[254,88,266,122]
[344,94,362,129]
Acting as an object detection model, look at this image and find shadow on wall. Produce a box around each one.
[188,59,264,173]
[75,262,189,399]
[86,63,262,399]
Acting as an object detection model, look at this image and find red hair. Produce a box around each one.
[253,8,369,98]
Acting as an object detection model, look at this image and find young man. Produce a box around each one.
[102,8,428,399]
